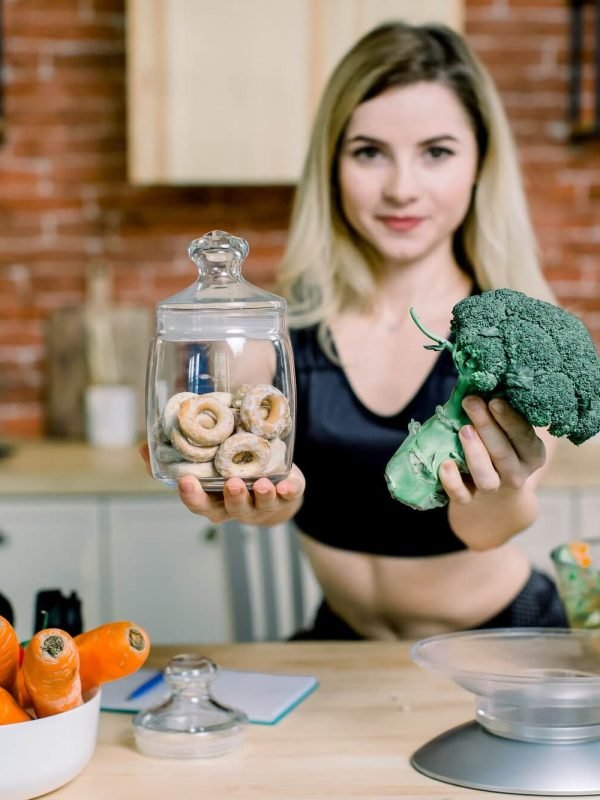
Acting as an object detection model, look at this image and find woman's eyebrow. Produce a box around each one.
[344,134,386,145]
[420,134,459,145]
[345,133,460,146]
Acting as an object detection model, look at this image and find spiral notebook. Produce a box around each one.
[100,667,318,725]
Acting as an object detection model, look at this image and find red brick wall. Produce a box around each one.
[0,0,598,439]
[466,0,600,327]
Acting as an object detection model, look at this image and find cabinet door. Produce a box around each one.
[127,0,463,184]
[106,497,232,645]
[515,489,574,576]
[580,490,600,540]
[0,499,102,641]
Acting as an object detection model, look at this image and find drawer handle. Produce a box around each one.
[0,531,9,547]
[203,526,219,543]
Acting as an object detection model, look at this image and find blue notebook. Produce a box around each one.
[100,666,318,725]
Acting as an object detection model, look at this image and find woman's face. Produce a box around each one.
[338,81,479,270]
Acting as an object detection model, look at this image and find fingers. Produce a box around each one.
[177,464,306,524]
[178,476,228,523]
[275,464,306,501]
[439,460,473,505]
[138,442,152,476]
[462,396,518,481]
[458,421,502,492]
[461,396,545,489]
[223,478,256,517]
[488,398,546,468]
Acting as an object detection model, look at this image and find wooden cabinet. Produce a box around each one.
[126,0,464,184]
[0,499,103,641]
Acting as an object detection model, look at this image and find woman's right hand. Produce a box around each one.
[178,467,306,525]
[139,443,305,525]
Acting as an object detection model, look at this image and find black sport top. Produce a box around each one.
[290,325,467,557]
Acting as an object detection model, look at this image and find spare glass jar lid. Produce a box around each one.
[133,654,248,759]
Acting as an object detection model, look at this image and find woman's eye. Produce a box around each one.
[351,145,382,161]
[426,146,453,161]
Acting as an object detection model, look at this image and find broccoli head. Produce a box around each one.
[385,288,600,511]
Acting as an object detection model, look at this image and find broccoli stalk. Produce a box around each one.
[385,310,475,511]
[385,289,600,511]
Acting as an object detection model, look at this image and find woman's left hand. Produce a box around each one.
[439,395,547,549]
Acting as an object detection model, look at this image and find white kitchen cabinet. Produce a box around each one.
[127,0,464,184]
[0,499,103,641]
[579,490,600,540]
[512,486,600,595]
[105,496,233,645]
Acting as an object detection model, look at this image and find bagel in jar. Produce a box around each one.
[178,396,235,446]
[214,432,270,478]
[239,384,291,439]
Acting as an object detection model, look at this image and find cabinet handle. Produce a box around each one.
[203,526,219,543]
[0,531,9,547]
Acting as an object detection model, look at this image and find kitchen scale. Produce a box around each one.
[410,628,600,796]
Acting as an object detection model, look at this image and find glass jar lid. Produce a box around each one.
[132,654,248,758]
[155,230,287,341]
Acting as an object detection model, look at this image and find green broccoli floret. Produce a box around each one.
[385,288,600,511]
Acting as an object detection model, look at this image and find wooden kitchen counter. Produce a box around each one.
[54,641,500,800]
[0,436,599,495]
[0,439,166,495]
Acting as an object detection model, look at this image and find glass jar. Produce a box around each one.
[146,230,296,491]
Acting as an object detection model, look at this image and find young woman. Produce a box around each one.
[171,21,567,638]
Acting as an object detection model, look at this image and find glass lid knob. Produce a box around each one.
[188,230,249,266]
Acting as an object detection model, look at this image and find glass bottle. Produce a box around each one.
[146,230,295,491]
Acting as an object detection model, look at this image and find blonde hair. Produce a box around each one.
[276,21,553,334]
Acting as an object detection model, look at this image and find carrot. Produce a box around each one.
[75,620,150,693]
[568,540,592,568]
[0,615,19,691]
[11,665,32,710]
[0,686,31,724]
[23,628,83,718]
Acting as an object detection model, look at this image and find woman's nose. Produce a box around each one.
[382,162,419,204]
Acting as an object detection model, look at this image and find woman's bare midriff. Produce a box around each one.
[298,532,532,639]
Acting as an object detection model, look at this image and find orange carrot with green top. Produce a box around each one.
[0,686,31,724]
[0,616,19,691]
[75,620,150,693]
[23,628,83,718]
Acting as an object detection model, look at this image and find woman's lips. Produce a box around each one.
[378,216,424,232]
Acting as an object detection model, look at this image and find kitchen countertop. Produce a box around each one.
[0,439,165,495]
[52,641,502,799]
[0,436,599,495]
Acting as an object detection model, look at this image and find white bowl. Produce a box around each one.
[0,689,101,800]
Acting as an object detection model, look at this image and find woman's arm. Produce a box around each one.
[439,395,550,550]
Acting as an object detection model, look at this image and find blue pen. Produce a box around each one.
[126,671,165,701]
